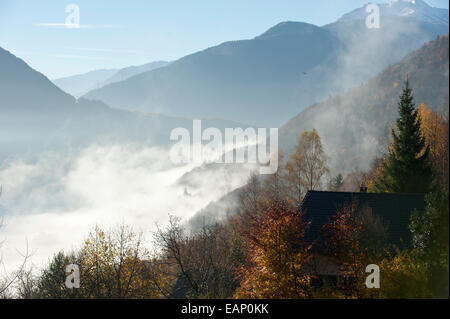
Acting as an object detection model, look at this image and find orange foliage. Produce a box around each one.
[418,103,449,188]
[319,205,367,297]
[234,201,313,299]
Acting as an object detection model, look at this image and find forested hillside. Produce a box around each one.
[279,34,449,174]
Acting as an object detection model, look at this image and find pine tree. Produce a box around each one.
[375,79,433,193]
[329,173,344,191]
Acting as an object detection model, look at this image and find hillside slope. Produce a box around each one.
[279,34,449,174]
[187,33,449,230]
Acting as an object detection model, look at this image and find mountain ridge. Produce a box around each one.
[53,61,170,97]
[83,12,448,127]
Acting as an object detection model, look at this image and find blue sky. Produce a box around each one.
[0,0,448,79]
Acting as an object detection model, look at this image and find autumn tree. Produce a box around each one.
[35,225,162,299]
[373,80,433,193]
[234,201,312,299]
[259,151,288,208]
[410,104,449,298]
[154,216,237,298]
[417,103,449,190]
[320,205,364,297]
[298,129,329,191]
[320,205,389,298]
[235,172,263,233]
[372,250,430,299]
[77,225,159,299]
[366,157,387,192]
[285,129,329,206]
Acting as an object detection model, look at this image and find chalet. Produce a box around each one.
[298,188,426,280]
[300,188,426,247]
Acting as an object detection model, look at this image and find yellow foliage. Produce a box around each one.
[368,251,431,299]
[418,103,447,160]
[77,225,166,299]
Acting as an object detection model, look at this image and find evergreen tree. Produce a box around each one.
[329,173,344,191]
[375,79,433,193]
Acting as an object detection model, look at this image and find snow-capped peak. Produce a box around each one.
[337,0,448,25]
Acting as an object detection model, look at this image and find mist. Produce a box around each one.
[279,16,447,176]
[0,144,254,273]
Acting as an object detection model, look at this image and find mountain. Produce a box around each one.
[186,186,242,231]
[338,0,449,25]
[52,68,118,98]
[279,34,449,175]
[83,2,448,127]
[100,61,170,87]
[53,61,169,97]
[84,22,339,127]
[0,47,241,159]
[0,47,77,113]
[186,33,449,230]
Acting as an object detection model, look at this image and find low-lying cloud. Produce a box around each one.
[0,144,253,273]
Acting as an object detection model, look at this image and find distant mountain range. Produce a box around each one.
[83,0,448,126]
[99,61,170,88]
[0,47,238,159]
[53,61,169,97]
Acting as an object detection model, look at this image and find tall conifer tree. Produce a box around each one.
[375,79,433,193]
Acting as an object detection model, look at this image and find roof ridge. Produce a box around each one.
[305,190,426,196]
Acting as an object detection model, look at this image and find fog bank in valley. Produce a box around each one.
[0,144,255,272]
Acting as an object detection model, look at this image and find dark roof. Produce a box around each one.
[299,190,426,248]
